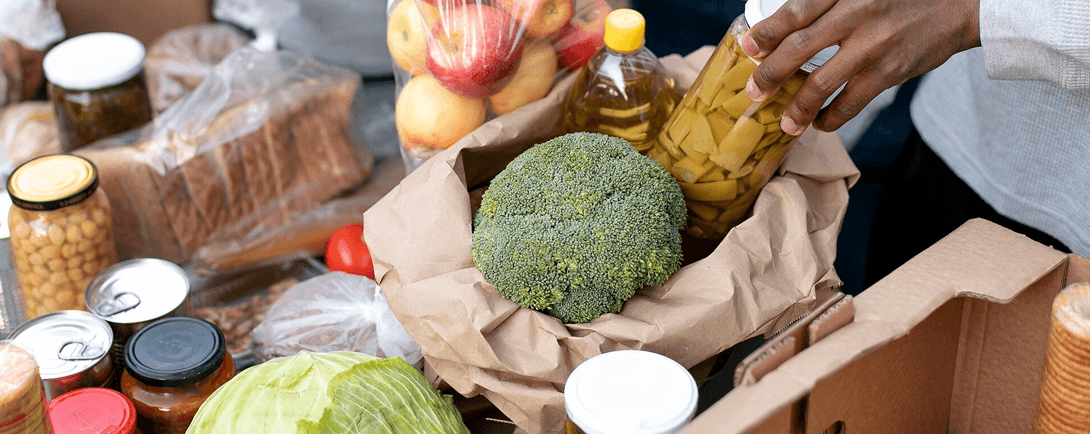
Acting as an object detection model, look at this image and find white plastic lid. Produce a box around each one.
[743,0,838,73]
[565,350,698,434]
[43,32,145,91]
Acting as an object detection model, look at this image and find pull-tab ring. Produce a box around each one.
[58,340,105,361]
[94,291,141,316]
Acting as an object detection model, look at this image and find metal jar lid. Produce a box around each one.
[8,311,112,380]
[85,259,190,325]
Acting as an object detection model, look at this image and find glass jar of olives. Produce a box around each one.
[43,32,154,151]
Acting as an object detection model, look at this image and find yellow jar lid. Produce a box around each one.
[604,9,646,53]
[8,154,99,211]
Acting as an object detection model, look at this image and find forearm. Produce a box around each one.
[980,0,1090,88]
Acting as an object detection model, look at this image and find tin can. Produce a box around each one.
[8,311,114,400]
[85,258,190,388]
[47,388,136,434]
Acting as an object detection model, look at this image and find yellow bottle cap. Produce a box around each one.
[603,9,646,53]
[8,154,99,211]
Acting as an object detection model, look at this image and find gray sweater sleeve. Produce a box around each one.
[980,0,1090,88]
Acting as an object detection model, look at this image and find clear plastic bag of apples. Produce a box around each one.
[387,0,611,173]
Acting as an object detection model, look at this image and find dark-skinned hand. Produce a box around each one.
[740,0,981,135]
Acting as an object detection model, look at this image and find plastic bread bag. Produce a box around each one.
[387,0,613,174]
[0,0,65,107]
[0,101,60,179]
[144,23,251,115]
[252,272,423,367]
[74,47,374,265]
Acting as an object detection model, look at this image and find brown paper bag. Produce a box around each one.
[363,47,860,434]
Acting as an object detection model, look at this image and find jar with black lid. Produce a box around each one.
[43,32,154,151]
[121,317,234,434]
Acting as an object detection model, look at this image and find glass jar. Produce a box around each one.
[7,155,118,319]
[43,32,154,151]
[0,341,54,434]
[47,388,137,434]
[121,318,234,434]
[646,0,837,239]
[562,9,677,154]
[564,350,698,434]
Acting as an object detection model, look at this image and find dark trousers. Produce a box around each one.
[860,129,1070,288]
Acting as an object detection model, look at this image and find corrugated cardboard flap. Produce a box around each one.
[680,219,1068,434]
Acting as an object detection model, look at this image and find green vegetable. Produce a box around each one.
[297,358,469,434]
[472,132,687,324]
[185,352,468,434]
[186,351,375,434]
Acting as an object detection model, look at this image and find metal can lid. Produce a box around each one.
[125,317,226,388]
[743,0,839,73]
[43,32,145,91]
[564,350,698,434]
[47,388,136,434]
[7,155,99,211]
[8,311,112,380]
[86,258,190,325]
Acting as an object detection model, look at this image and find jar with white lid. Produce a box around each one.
[43,32,154,151]
[564,350,698,434]
[647,0,838,240]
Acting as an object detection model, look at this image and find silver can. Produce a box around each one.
[8,310,114,400]
[85,258,191,383]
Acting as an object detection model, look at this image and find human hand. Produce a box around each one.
[741,0,981,135]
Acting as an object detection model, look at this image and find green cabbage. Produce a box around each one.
[185,352,468,434]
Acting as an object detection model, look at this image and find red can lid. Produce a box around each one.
[47,388,137,434]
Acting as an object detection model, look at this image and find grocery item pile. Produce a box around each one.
[0,0,864,433]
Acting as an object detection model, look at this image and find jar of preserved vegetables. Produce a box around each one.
[43,32,154,151]
[646,0,837,239]
[7,155,118,319]
[564,350,698,434]
[121,318,234,434]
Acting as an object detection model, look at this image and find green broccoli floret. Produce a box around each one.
[471,132,687,324]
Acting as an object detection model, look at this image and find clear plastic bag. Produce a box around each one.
[144,23,250,115]
[74,47,374,265]
[0,101,60,179]
[252,272,422,367]
[388,0,613,173]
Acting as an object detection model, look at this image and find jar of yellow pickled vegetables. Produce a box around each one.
[646,0,837,239]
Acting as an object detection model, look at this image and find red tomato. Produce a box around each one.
[325,224,375,279]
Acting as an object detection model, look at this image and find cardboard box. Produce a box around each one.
[682,219,1085,433]
[55,0,212,47]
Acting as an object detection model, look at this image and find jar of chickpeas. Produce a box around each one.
[7,155,117,319]
[646,0,837,239]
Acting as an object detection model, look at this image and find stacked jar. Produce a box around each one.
[646,0,837,239]
[7,155,118,319]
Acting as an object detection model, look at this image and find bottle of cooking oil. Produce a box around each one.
[561,8,677,154]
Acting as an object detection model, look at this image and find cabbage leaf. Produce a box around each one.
[187,351,376,434]
[296,357,469,434]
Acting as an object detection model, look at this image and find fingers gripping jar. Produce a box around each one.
[7,155,118,319]
[646,0,837,239]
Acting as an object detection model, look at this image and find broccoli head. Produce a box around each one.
[471,132,687,324]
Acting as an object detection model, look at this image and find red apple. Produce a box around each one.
[494,0,574,40]
[426,4,525,98]
[554,0,610,69]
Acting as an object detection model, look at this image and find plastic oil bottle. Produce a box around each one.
[561,8,677,154]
